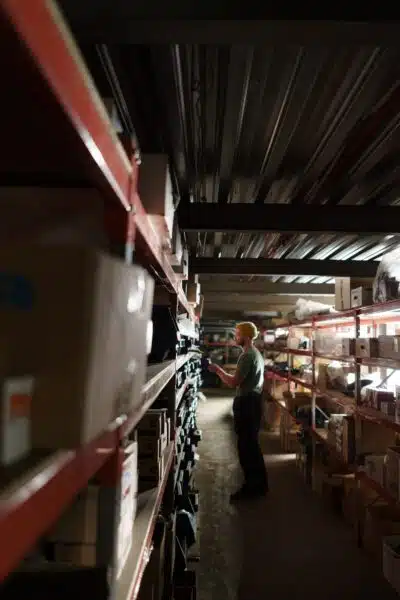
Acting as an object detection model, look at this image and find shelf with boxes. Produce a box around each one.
[0,1,195,320]
[266,297,400,578]
[117,443,174,600]
[0,2,203,598]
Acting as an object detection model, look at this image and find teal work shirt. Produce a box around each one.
[236,346,264,396]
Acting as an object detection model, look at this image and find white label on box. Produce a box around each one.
[116,517,133,578]
[1,376,34,465]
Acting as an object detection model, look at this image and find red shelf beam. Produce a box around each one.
[356,471,399,507]
[0,424,119,582]
[357,406,400,434]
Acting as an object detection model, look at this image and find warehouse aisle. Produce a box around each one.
[195,392,399,600]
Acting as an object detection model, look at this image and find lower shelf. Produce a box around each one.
[116,443,174,600]
[356,471,400,508]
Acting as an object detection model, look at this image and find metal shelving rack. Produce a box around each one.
[0,2,198,597]
[269,299,400,506]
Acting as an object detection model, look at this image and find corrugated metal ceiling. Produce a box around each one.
[72,39,400,282]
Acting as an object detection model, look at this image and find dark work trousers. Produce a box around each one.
[233,392,268,492]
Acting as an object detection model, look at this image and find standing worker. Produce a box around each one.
[208,322,268,502]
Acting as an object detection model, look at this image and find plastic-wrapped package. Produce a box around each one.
[294,298,334,321]
[373,247,400,303]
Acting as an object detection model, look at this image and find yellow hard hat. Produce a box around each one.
[236,321,258,340]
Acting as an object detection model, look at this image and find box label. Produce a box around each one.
[0,273,34,310]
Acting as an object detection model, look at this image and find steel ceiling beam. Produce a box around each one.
[192,258,377,277]
[59,11,400,45]
[179,203,400,234]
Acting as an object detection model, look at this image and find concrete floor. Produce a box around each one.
[195,392,399,600]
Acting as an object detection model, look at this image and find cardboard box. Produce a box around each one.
[173,247,189,280]
[363,504,400,561]
[341,416,356,464]
[117,517,133,578]
[138,436,162,457]
[48,486,99,545]
[383,535,400,594]
[138,410,167,437]
[378,335,400,360]
[392,336,400,359]
[379,336,395,359]
[121,443,138,521]
[187,283,200,305]
[351,286,372,308]
[139,456,164,480]
[170,220,183,267]
[335,278,352,311]
[365,454,386,486]
[0,245,154,449]
[357,421,396,455]
[355,338,379,358]
[385,447,400,500]
[381,401,396,417]
[138,154,175,240]
[341,338,355,356]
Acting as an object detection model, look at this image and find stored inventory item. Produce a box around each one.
[138,154,175,241]
[137,409,170,492]
[351,286,372,308]
[149,305,178,362]
[335,277,352,311]
[0,375,34,465]
[355,338,379,358]
[0,245,154,449]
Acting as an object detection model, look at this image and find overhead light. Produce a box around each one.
[217,251,222,258]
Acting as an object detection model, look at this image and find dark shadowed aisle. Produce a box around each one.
[195,392,399,600]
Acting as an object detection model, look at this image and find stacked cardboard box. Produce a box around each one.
[48,486,99,567]
[364,454,386,487]
[0,245,154,453]
[363,504,400,562]
[47,442,138,577]
[327,415,356,464]
[361,387,395,413]
[385,447,400,500]
[137,409,170,492]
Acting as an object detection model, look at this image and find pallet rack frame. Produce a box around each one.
[0,1,198,596]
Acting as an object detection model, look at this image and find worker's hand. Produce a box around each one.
[208,363,218,373]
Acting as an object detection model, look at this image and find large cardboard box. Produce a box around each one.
[351,286,372,308]
[335,278,352,311]
[138,154,175,241]
[363,504,400,561]
[0,245,154,448]
[355,337,379,358]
